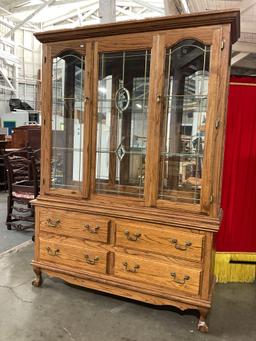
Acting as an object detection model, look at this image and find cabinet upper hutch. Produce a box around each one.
[32,10,240,332]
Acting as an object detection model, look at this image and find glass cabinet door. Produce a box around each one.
[51,50,85,191]
[96,50,151,198]
[159,40,210,204]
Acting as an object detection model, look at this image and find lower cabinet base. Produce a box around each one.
[32,261,212,333]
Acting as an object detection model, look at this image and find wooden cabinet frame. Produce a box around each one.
[41,24,232,219]
[33,10,240,333]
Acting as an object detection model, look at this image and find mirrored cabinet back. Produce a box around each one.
[32,10,240,333]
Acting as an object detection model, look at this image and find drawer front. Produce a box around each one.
[40,237,107,274]
[39,208,110,243]
[115,252,201,296]
[116,221,204,261]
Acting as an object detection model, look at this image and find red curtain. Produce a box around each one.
[216,76,256,252]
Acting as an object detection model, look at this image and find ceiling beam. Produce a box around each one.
[0,67,16,92]
[164,0,179,15]
[231,52,249,65]
[132,0,165,14]
[116,6,142,20]
[240,0,256,14]
[99,0,116,23]
[4,0,56,38]
[43,2,98,27]
[241,21,256,34]
[232,41,256,53]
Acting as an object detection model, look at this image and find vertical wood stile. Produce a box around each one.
[83,42,94,198]
[210,25,232,217]
[200,28,222,216]
[40,44,52,195]
[90,42,99,194]
[144,34,166,207]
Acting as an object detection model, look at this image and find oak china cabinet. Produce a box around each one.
[32,10,240,332]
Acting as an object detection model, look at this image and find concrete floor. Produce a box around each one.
[0,244,255,341]
[0,192,33,253]
[0,192,255,341]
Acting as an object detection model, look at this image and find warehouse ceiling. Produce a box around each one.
[0,0,255,72]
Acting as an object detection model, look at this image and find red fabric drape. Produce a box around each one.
[216,76,256,252]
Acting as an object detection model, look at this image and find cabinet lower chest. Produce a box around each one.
[33,206,215,308]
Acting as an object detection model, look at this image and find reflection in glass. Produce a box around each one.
[159,40,210,204]
[96,51,151,197]
[51,51,84,190]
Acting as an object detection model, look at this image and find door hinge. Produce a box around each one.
[42,178,45,185]
[43,118,46,125]
[44,56,47,63]
[215,119,220,129]
[221,40,225,50]
[210,194,214,204]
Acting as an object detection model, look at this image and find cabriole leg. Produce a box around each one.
[32,266,43,287]
[197,308,209,333]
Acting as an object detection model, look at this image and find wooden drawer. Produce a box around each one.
[39,237,108,274]
[39,208,110,243]
[116,221,204,262]
[115,252,202,296]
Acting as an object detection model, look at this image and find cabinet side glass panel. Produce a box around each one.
[96,50,151,198]
[51,51,84,191]
[159,40,210,204]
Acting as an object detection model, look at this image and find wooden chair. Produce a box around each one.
[5,155,39,230]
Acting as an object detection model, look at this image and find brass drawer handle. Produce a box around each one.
[122,262,140,273]
[84,224,100,234]
[170,272,190,285]
[47,218,60,228]
[124,230,141,241]
[46,246,60,256]
[170,239,192,251]
[85,255,100,265]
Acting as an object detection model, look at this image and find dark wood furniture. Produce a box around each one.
[10,125,41,150]
[5,155,39,230]
[32,10,240,332]
[0,141,8,189]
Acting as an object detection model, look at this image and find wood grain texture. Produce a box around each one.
[43,268,200,309]
[40,44,52,195]
[114,252,202,296]
[83,42,93,198]
[210,25,232,217]
[34,10,240,44]
[33,12,240,330]
[33,196,219,232]
[40,235,108,274]
[144,34,166,206]
[200,28,222,215]
[39,207,110,243]
[116,220,204,262]
[32,260,211,309]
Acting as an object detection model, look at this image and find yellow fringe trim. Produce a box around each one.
[215,253,256,283]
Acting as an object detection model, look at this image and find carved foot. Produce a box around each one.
[32,267,43,287]
[197,308,209,333]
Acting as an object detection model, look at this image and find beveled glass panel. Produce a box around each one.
[51,51,84,190]
[159,40,210,204]
[96,50,150,197]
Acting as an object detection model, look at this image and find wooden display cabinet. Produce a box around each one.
[32,10,240,332]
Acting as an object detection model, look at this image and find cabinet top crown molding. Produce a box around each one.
[34,9,240,44]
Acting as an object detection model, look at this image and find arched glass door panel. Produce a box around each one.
[51,51,85,191]
[159,40,210,204]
